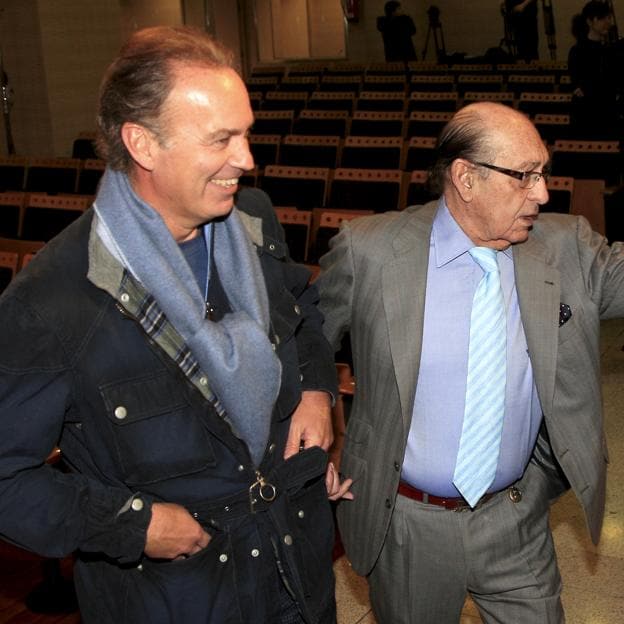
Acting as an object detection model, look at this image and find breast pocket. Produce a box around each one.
[99,370,216,485]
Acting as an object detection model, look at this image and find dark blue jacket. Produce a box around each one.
[0,187,338,623]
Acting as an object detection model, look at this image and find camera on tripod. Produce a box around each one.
[427,6,441,28]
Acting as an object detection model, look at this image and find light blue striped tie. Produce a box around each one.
[453,247,507,507]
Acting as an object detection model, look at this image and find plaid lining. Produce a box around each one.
[119,271,226,417]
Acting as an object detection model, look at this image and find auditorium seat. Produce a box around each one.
[349,111,404,137]
[542,176,574,214]
[329,168,402,212]
[308,91,356,115]
[280,135,340,168]
[0,250,18,294]
[279,76,319,94]
[356,91,406,113]
[21,193,92,242]
[261,165,330,211]
[252,111,294,136]
[456,74,504,96]
[0,156,27,191]
[405,137,437,171]
[551,140,622,188]
[263,91,308,114]
[25,157,81,194]
[506,74,556,96]
[518,92,572,116]
[77,159,106,195]
[408,92,458,113]
[249,135,281,168]
[0,237,45,273]
[340,136,403,170]
[405,170,438,207]
[366,62,409,76]
[409,75,455,93]
[534,114,571,144]
[406,111,452,139]
[293,110,350,137]
[462,91,515,106]
[0,191,26,238]
[71,131,98,160]
[362,75,407,93]
[319,75,361,94]
[246,76,280,97]
[325,62,366,76]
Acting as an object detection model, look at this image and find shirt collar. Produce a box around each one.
[432,197,513,267]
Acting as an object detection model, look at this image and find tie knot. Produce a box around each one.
[469,247,498,273]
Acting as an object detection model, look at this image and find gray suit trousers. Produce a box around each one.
[368,461,565,624]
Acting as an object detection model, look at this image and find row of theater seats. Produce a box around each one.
[272,174,577,265]
[248,59,571,81]
[253,110,587,143]
[0,237,45,294]
[0,156,104,195]
[248,72,573,98]
[247,136,623,186]
[0,191,93,241]
[249,89,576,118]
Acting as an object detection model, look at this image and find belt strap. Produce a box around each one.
[188,447,328,527]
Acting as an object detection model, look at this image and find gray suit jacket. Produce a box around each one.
[317,201,624,576]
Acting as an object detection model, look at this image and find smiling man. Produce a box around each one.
[318,102,624,623]
[0,27,347,623]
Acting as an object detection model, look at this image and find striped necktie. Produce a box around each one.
[452,247,507,507]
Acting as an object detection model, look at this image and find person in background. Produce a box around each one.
[568,0,619,139]
[318,102,624,623]
[0,25,350,624]
[377,1,418,63]
[505,0,539,61]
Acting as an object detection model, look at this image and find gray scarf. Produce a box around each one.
[93,168,281,466]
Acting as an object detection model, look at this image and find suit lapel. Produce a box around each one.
[513,236,559,417]
[382,204,436,430]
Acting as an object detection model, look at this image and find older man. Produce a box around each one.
[318,102,624,623]
[0,26,347,623]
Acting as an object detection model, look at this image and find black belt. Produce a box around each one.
[188,446,327,529]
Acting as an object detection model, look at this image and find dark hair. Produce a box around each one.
[384,1,400,17]
[428,107,495,195]
[582,0,612,21]
[97,26,234,171]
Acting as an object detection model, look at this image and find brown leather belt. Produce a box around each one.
[397,480,496,512]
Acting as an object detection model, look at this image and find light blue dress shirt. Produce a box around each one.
[401,199,544,497]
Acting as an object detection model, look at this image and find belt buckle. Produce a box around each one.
[249,470,277,513]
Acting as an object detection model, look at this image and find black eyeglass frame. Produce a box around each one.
[473,161,550,189]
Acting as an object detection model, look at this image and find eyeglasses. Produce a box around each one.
[474,161,549,189]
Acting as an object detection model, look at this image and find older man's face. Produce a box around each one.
[465,121,550,250]
[142,65,255,239]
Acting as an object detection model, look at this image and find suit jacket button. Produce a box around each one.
[385,498,392,509]
[508,487,522,503]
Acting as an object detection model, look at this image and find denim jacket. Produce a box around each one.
[0,188,338,623]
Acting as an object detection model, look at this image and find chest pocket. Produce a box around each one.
[100,370,216,485]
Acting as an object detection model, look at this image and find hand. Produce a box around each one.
[284,390,333,459]
[325,461,354,501]
[144,502,211,560]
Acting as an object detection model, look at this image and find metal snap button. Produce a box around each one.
[114,406,127,420]
[131,498,144,512]
[508,487,522,503]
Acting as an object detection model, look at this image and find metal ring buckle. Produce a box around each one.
[249,471,277,512]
